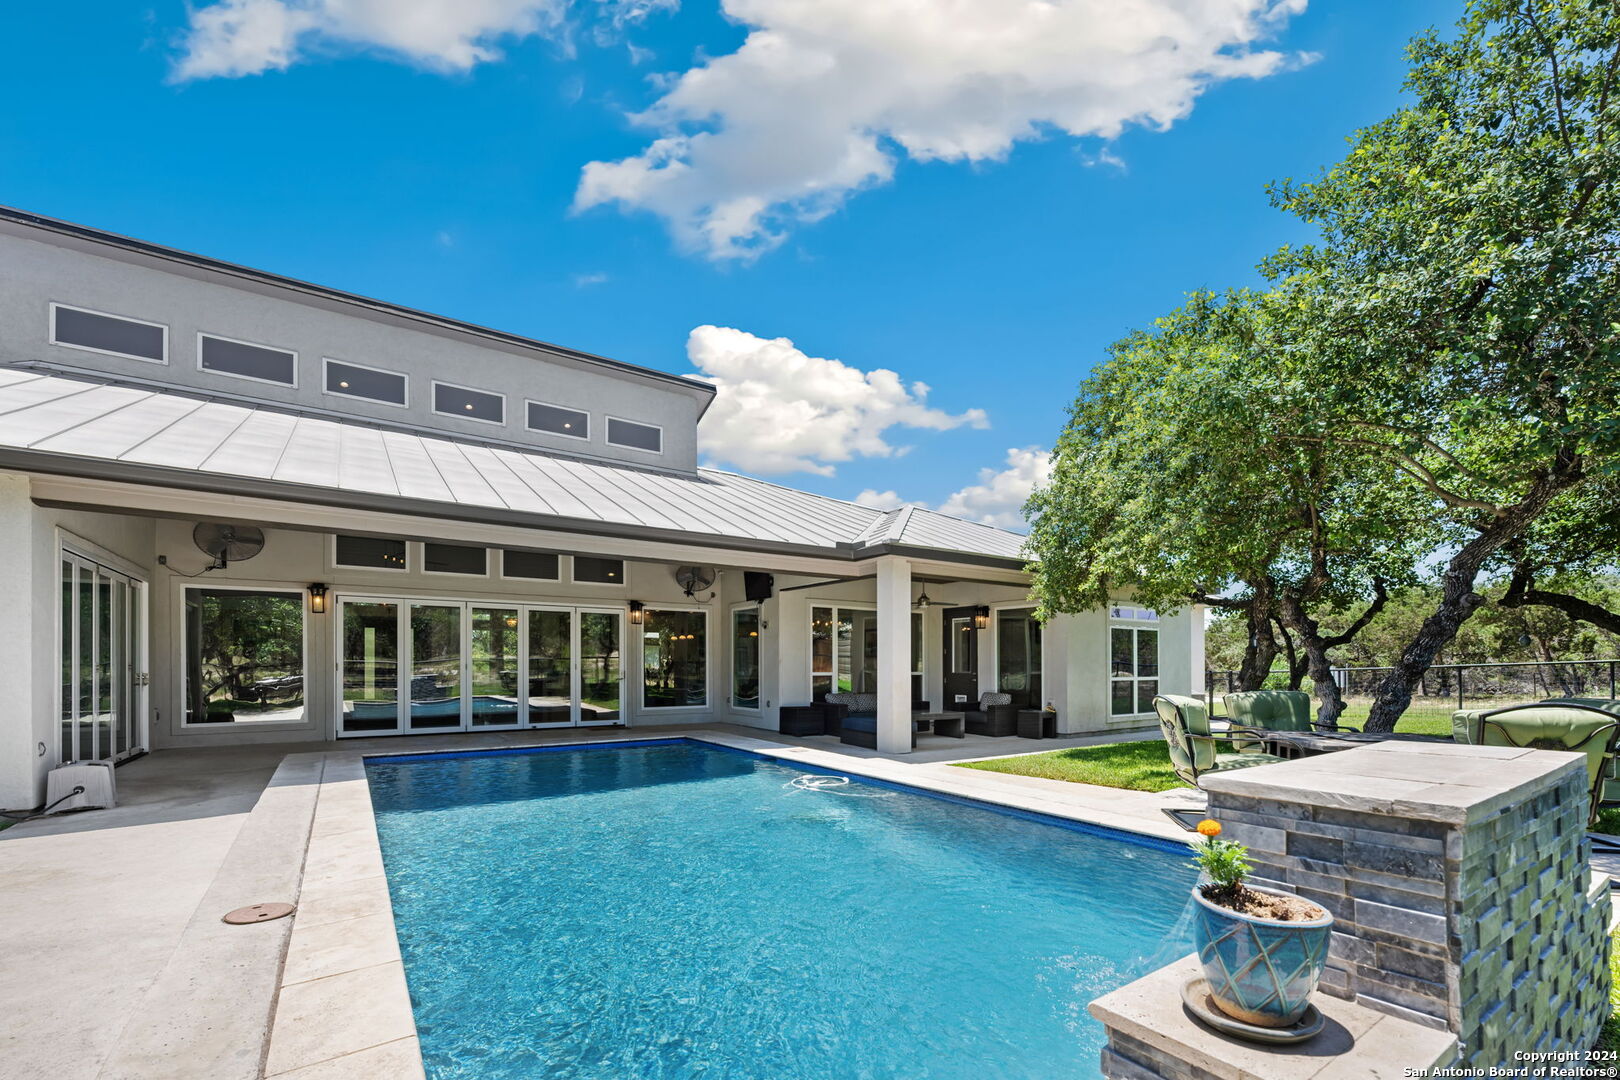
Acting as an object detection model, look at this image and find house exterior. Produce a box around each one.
[0,206,1204,810]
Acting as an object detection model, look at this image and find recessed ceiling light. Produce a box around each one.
[339,381,350,388]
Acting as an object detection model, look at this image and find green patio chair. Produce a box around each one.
[1469,703,1620,825]
[1454,698,1620,805]
[1154,694,1286,787]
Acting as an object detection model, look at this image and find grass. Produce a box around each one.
[954,739,1188,792]
[1600,935,1620,1052]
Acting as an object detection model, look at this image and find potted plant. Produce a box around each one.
[1189,819,1333,1029]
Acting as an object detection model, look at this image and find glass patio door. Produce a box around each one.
[336,597,623,736]
[59,553,144,764]
[524,606,622,727]
[340,600,401,734]
[409,603,464,731]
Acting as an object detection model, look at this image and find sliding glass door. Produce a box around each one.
[59,552,145,764]
[337,596,622,736]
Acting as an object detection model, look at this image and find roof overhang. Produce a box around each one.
[18,461,1032,579]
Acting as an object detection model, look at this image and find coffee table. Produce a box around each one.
[915,711,966,739]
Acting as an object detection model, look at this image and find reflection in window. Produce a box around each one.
[733,608,760,709]
[185,589,304,724]
[581,611,623,721]
[642,609,706,708]
[1109,621,1159,716]
[997,608,1043,708]
[342,601,399,733]
[808,605,877,699]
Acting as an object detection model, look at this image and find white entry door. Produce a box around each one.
[59,553,146,763]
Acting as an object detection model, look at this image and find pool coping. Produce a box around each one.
[262,729,1199,1077]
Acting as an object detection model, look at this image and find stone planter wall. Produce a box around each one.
[1203,742,1611,1070]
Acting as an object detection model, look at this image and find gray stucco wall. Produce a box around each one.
[0,226,709,472]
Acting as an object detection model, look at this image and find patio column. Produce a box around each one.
[875,556,912,754]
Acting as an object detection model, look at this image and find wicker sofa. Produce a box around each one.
[825,692,921,749]
[962,692,1017,737]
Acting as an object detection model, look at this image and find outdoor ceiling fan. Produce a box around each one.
[912,586,962,609]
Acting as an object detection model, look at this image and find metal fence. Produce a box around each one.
[1205,659,1620,731]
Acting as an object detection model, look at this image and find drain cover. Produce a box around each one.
[222,902,295,925]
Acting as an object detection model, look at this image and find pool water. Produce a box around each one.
[366,740,1194,1080]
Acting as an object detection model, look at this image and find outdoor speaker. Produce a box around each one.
[744,572,773,602]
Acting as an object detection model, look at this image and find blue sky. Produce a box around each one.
[0,0,1459,527]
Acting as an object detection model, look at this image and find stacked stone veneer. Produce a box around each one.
[1203,743,1611,1071]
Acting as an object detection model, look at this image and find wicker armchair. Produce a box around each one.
[963,692,1017,737]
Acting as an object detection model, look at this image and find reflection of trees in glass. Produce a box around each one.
[580,612,621,711]
[642,610,706,707]
[733,609,760,708]
[189,590,303,721]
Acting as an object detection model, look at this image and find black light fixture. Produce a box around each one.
[628,600,645,625]
[308,583,328,614]
[973,605,991,630]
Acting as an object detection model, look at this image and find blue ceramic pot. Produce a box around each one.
[1191,884,1334,1027]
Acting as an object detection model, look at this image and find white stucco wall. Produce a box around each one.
[0,472,156,809]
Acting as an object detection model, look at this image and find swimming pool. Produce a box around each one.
[366,739,1193,1080]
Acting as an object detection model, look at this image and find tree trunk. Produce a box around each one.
[1365,463,1580,732]
[1236,581,1278,691]
[1276,593,1349,731]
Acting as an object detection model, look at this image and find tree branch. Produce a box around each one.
[1322,578,1391,649]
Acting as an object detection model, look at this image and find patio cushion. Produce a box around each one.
[824,692,877,717]
[842,715,878,733]
[1476,706,1618,791]
[1223,690,1313,732]
[978,692,1013,709]
[1156,694,1217,780]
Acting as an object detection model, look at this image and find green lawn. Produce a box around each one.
[1601,935,1620,1052]
[955,705,1456,794]
[954,739,1188,792]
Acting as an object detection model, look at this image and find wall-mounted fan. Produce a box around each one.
[193,523,266,569]
[674,565,716,598]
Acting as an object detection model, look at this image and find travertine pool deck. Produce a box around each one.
[0,724,1192,1079]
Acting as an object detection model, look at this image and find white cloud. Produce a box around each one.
[571,270,610,286]
[936,446,1052,530]
[688,325,987,476]
[576,0,1310,259]
[172,0,669,79]
[853,489,915,511]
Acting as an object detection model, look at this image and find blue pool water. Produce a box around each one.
[366,740,1194,1080]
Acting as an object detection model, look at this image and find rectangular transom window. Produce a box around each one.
[184,588,305,725]
[606,417,662,453]
[325,359,406,406]
[51,304,167,363]
[643,609,706,708]
[502,549,560,580]
[199,334,297,386]
[527,401,589,440]
[573,556,623,584]
[423,542,487,576]
[433,381,505,424]
[335,535,407,570]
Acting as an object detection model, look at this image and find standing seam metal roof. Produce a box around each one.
[0,368,1028,563]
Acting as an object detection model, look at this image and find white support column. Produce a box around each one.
[0,473,42,809]
[875,556,912,754]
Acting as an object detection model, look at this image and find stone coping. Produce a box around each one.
[1089,954,1458,1080]
[259,728,1197,1077]
[1199,741,1586,825]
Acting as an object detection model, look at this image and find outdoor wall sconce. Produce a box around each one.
[308,583,328,614]
[628,600,645,625]
[973,606,990,630]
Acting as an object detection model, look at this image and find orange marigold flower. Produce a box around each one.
[1195,819,1222,837]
